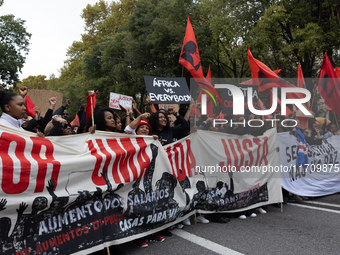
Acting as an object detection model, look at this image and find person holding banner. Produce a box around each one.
[148,107,189,146]
[322,123,337,139]
[0,87,27,129]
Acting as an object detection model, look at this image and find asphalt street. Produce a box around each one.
[97,193,340,255]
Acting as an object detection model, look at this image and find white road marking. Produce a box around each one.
[172,229,244,255]
[289,203,340,214]
[303,200,340,208]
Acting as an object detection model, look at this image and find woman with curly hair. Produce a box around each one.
[86,107,117,133]
[148,107,189,145]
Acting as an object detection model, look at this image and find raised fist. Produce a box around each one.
[18,86,28,98]
[63,99,71,107]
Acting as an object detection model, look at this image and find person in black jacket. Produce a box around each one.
[47,116,73,136]
[303,127,322,146]
[148,107,189,146]
[53,99,71,123]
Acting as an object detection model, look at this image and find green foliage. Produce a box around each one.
[0,13,31,87]
[17,75,49,89]
[57,0,340,118]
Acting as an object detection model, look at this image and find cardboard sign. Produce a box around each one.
[109,92,133,110]
[144,76,191,104]
[27,89,63,115]
[221,84,258,115]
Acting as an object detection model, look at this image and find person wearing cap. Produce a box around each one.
[124,112,158,140]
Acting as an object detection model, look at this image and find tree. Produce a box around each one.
[228,0,340,78]
[58,0,340,119]
[57,0,136,117]
[0,1,31,87]
[80,0,197,111]
[17,75,49,90]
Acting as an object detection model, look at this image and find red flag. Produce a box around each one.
[206,64,211,82]
[190,104,201,118]
[151,104,157,113]
[335,67,340,79]
[317,54,340,116]
[216,110,226,119]
[240,69,281,88]
[257,98,273,121]
[247,47,302,97]
[270,90,292,117]
[179,17,204,78]
[86,92,98,123]
[179,17,221,105]
[196,65,214,116]
[296,116,309,130]
[274,69,282,75]
[286,61,311,109]
[70,113,80,126]
[25,95,35,117]
[325,103,332,111]
[247,46,280,90]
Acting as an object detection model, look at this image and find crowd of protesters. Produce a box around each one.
[0,86,339,254]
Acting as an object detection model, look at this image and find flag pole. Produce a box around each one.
[106,246,110,255]
[310,86,318,110]
[91,96,95,127]
[333,111,339,127]
[194,100,197,126]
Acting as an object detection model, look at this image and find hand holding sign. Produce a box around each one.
[144,76,191,104]
[146,96,151,104]
[167,107,178,116]
[132,100,137,110]
[110,92,133,110]
[119,104,128,114]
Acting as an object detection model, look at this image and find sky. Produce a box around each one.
[0,0,101,81]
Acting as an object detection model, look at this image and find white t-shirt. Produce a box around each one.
[124,125,136,135]
[0,113,24,129]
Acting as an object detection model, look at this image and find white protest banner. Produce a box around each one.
[109,92,133,110]
[183,129,282,213]
[278,132,340,197]
[0,125,282,254]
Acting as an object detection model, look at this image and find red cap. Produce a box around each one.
[136,120,152,134]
